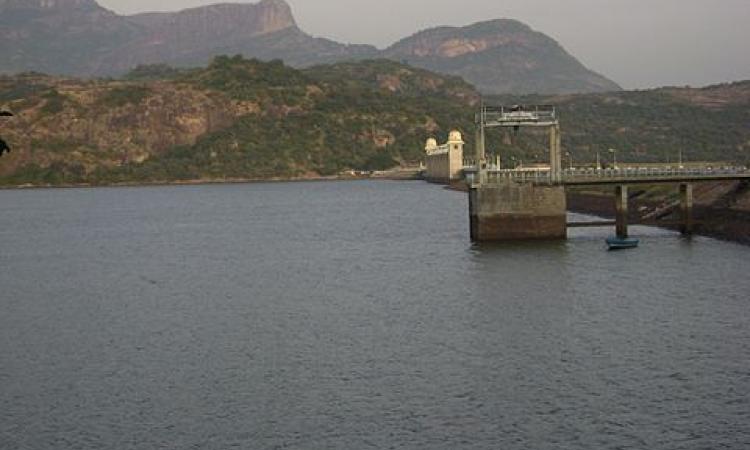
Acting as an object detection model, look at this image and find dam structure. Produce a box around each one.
[467,105,566,241]
[461,105,750,242]
[423,131,465,183]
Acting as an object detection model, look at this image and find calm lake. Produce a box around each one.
[1,180,749,449]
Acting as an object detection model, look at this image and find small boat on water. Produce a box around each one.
[606,236,640,250]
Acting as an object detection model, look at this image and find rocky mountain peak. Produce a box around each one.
[0,0,100,11]
[240,0,297,33]
[186,0,296,34]
[386,19,545,59]
[383,19,621,94]
[128,0,297,42]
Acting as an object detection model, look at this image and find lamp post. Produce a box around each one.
[608,148,617,169]
[596,151,601,170]
[565,151,573,170]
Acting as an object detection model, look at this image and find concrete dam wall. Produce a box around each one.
[423,131,465,183]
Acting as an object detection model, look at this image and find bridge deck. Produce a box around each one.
[563,173,750,186]
[467,167,750,186]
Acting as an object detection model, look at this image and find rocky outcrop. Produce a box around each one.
[96,0,301,73]
[125,0,297,57]
[383,20,621,95]
[0,74,250,176]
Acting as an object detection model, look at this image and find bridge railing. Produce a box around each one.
[483,169,551,184]
[559,166,749,181]
[464,165,750,184]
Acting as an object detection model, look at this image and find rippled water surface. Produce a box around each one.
[1,181,749,449]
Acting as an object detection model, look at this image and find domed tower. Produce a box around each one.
[425,137,438,154]
[446,130,465,181]
[422,130,466,182]
[447,130,464,154]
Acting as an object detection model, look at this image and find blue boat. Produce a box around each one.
[606,236,640,250]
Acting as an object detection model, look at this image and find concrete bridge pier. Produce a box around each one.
[469,182,568,241]
[615,185,629,238]
[680,183,694,235]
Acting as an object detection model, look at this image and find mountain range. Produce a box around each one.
[0,0,620,94]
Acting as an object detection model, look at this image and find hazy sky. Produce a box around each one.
[97,0,750,89]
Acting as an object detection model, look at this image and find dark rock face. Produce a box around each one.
[108,2,378,72]
[97,0,302,73]
[0,0,619,94]
[383,20,621,94]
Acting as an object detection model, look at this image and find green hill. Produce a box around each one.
[0,57,478,185]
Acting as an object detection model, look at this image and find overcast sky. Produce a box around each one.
[97,0,750,89]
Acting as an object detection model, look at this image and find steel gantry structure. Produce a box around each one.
[474,104,563,183]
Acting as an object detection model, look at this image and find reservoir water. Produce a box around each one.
[1,181,749,449]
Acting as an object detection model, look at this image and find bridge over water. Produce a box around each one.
[459,105,750,242]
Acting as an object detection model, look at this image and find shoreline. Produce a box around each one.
[0,171,423,191]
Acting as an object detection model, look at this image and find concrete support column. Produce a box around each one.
[549,125,562,184]
[475,109,487,164]
[469,187,479,241]
[475,121,488,185]
[680,183,694,235]
[474,125,483,167]
[615,185,629,238]
[468,182,567,241]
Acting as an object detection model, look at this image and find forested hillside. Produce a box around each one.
[0,57,478,185]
